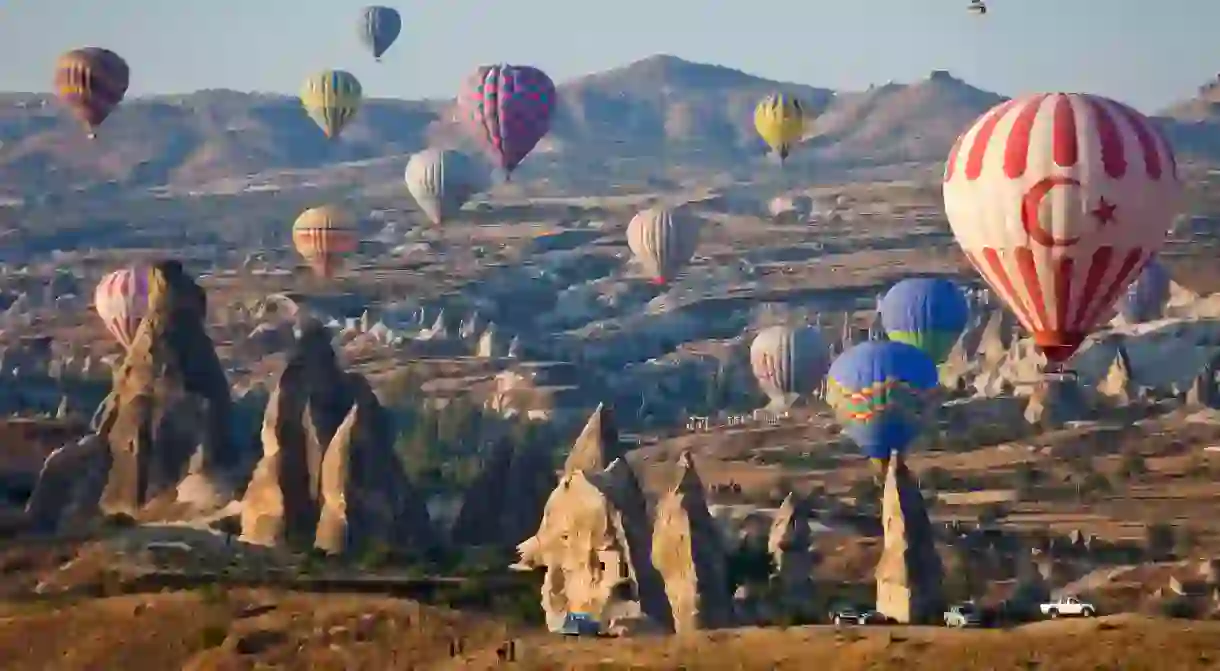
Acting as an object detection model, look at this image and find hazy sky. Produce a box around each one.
[1,0,1215,112]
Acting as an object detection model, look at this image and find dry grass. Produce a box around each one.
[0,590,1216,670]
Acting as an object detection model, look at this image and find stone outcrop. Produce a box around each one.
[767,492,816,617]
[450,437,556,548]
[93,260,236,517]
[651,451,733,633]
[562,403,625,476]
[875,453,944,624]
[975,309,1015,365]
[514,458,672,633]
[1096,343,1137,405]
[240,319,434,553]
[1025,378,1091,428]
[25,436,110,532]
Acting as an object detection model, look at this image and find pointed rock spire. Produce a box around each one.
[562,403,624,475]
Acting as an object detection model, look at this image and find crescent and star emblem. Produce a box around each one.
[1020,176,1118,248]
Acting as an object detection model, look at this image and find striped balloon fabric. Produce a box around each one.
[457,64,556,176]
[53,47,130,138]
[299,70,363,140]
[293,205,358,278]
[943,93,1183,363]
[94,267,150,349]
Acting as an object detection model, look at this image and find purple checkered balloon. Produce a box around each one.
[457,64,556,177]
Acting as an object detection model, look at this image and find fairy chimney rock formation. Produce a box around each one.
[651,451,733,633]
[241,319,434,552]
[767,492,816,613]
[1096,343,1136,405]
[96,260,236,517]
[562,403,625,475]
[976,309,1013,365]
[451,437,556,548]
[514,458,672,632]
[1025,378,1091,428]
[875,453,944,624]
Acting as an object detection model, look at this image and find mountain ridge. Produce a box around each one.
[0,54,1217,197]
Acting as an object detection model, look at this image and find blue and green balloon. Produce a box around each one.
[878,277,968,364]
[826,341,939,460]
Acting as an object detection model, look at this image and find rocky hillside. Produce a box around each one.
[1,55,1219,197]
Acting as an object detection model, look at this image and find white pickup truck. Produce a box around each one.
[1039,595,1097,619]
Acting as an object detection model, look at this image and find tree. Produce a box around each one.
[1118,450,1148,482]
[1145,523,1175,561]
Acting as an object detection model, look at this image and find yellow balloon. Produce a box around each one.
[754,94,807,162]
[300,70,363,139]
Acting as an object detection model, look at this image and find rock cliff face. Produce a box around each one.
[875,453,944,624]
[95,261,236,516]
[514,458,672,632]
[651,451,733,633]
[562,403,625,475]
[767,492,816,616]
[240,319,434,553]
[450,437,556,548]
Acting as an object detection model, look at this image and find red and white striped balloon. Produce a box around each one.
[943,93,1183,363]
[94,267,150,349]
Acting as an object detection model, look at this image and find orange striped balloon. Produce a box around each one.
[292,205,358,279]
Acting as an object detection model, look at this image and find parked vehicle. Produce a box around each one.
[1039,595,1097,619]
[829,604,884,626]
[557,612,601,636]
[943,602,983,628]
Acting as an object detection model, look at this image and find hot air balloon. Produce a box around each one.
[1117,257,1171,323]
[293,205,358,278]
[457,64,556,179]
[94,267,149,349]
[754,94,806,163]
[358,6,402,61]
[968,1,987,14]
[300,70,363,140]
[878,277,969,364]
[53,48,130,139]
[625,207,701,284]
[404,149,490,225]
[750,325,830,411]
[943,93,1183,371]
[826,341,940,461]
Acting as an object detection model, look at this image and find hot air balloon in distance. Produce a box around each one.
[293,205,358,279]
[300,70,363,140]
[53,48,130,139]
[878,277,969,364]
[358,6,402,61]
[625,206,701,284]
[1117,256,1171,324]
[457,64,556,179]
[404,149,490,225]
[826,341,940,463]
[94,267,150,349]
[943,93,1183,372]
[754,94,806,163]
[750,324,830,412]
[968,1,987,15]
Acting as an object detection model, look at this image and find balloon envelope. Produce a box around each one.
[457,64,556,175]
[404,149,489,224]
[358,6,402,59]
[293,206,358,278]
[625,207,701,283]
[750,325,830,411]
[879,277,969,363]
[94,267,150,349]
[943,93,1183,363]
[826,341,939,459]
[300,70,363,139]
[1117,257,1171,323]
[754,94,806,161]
[53,47,130,137]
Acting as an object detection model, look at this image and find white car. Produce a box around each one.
[1039,595,1097,619]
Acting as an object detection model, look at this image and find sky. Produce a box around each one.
[0,0,1216,113]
